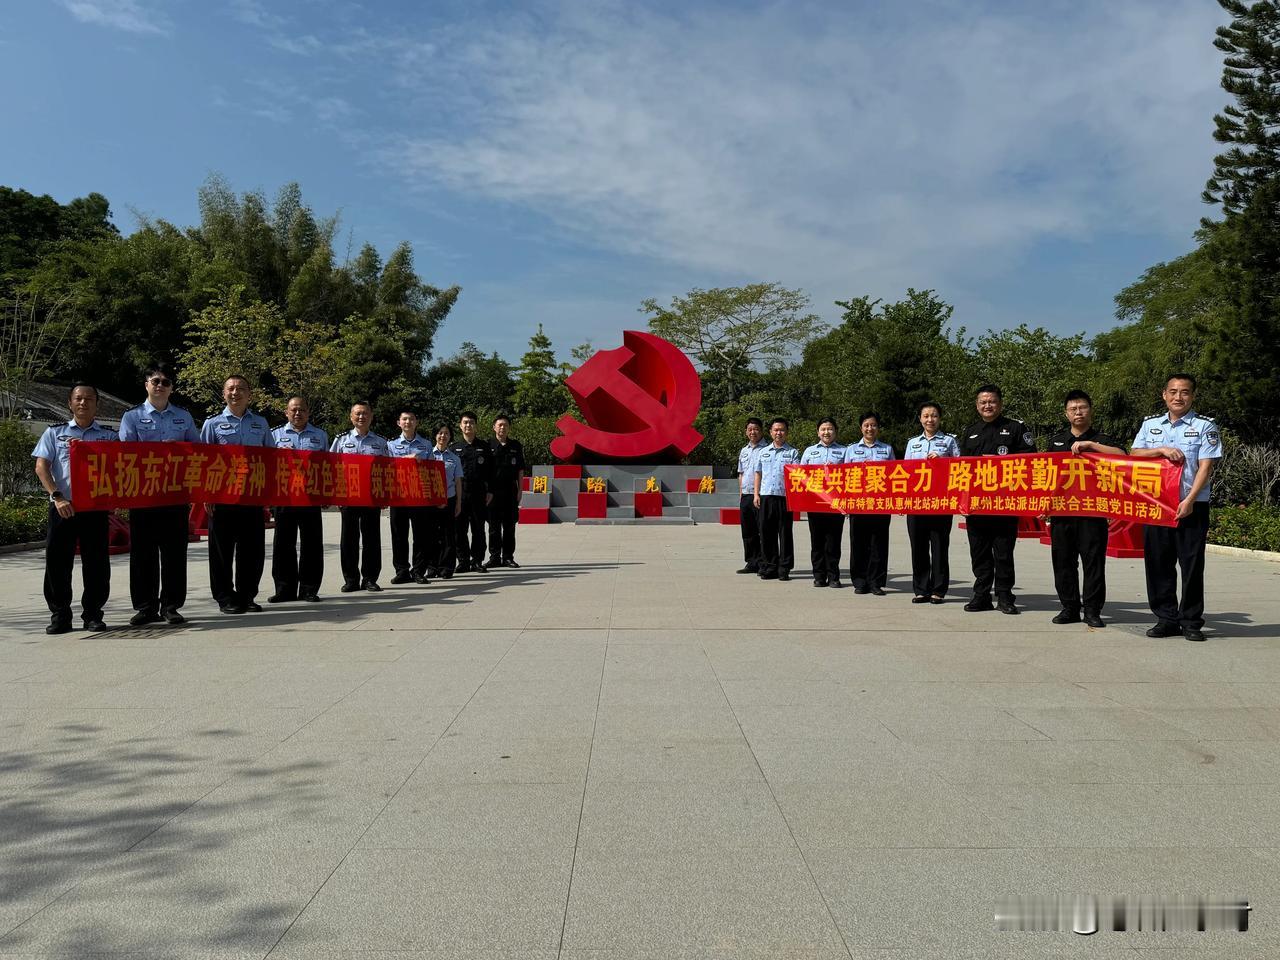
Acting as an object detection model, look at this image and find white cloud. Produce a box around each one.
[383,2,1224,323]
[61,0,168,35]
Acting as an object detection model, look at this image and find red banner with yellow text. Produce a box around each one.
[70,442,447,510]
[784,453,1182,527]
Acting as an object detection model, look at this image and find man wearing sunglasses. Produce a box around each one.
[118,366,199,625]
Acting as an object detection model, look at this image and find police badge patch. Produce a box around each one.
[997,445,1009,455]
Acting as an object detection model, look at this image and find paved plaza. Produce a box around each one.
[2,517,1280,958]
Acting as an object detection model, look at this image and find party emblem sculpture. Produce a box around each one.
[550,330,703,462]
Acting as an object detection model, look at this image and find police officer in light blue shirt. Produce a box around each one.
[800,417,846,588]
[903,401,960,604]
[428,423,464,578]
[32,383,117,634]
[198,375,275,615]
[1131,373,1223,642]
[735,418,770,574]
[119,366,199,627]
[268,396,329,604]
[843,411,896,595]
[753,418,802,580]
[387,410,434,585]
[330,401,390,592]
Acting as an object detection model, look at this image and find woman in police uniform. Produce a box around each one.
[843,411,895,594]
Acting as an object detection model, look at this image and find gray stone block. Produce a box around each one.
[690,507,724,524]
[520,492,550,509]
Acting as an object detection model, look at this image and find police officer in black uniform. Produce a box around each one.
[1046,390,1126,628]
[487,413,526,568]
[450,410,493,573]
[958,384,1035,615]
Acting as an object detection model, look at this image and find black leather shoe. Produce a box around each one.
[505,559,520,569]
[870,586,886,596]
[1146,621,1180,638]
[964,597,993,612]
[390,574,413,585]
[161,610,186,625]
[487,557,503,568]
[1083,612,1105,628]
[759,570,777,580]
[778,571,791,582]
[853,585,870,595]
[300,592,320,602]
[414,575,431,584]
[1052,610,1080,625]
[46,621,72,635]
[340,582,360,593]
[243,602,263,613]
[828,579,843,589]
[267,593,295,603]
[736,566,758,575]
[929,596,945,604]
[441,570,453,579]
[1183,625,1206,642]
[84,619,108,632]
[473,563,489,573]
[997,600,1020,615]
[363,580,382,592]
[130,610,162,626]
[911,596,930,604]
[813,579,827,587]
[219,603,245,615]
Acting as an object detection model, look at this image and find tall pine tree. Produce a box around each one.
[1200,0,1280,437]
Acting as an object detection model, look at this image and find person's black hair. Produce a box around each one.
[286,395,309,408]
[433,423,454,442]
[745,417,764,429]
[459,410,478,422]
[858,410,881,428]
[143,365,174,383]
[68,383,99,402]
[975,384,1002,400]
[494,412,512,425]
[398,410,418,419]
[918,400,942,417]
[351,401,373,411]
[817,416,838,430]
[1063,389,1092,406]
[768,417,789,430]
[1166,373,1197,391]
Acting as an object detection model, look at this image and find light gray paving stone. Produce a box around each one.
[411,735,592,784]
[588,738,763,784]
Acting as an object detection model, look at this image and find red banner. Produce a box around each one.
[784,453,1182,527]
[70,442,448,510]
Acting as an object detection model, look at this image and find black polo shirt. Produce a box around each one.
[488,438,526,495]
[449,437,493,494]
[959,415,1036,457]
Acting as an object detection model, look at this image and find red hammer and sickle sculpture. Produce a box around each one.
[550,330,704,462]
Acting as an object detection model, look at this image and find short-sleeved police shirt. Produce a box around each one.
[843,440,895,463]
[330,429,390,457]
[32,419,118,499]
[199,408,275,447]
[1132,410,1222,502]
[737,440,768,494]
[800,442,846,465]
[272,423,329,451]
[755,443,801,497]
[119,401,198,443]
[903,432,960,460]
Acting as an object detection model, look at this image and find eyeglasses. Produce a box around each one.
[148,378,172,387]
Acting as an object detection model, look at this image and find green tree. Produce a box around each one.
[179,286,335,423]
[513,324,567,416]
[641,283,825,402]
[971,324,1088,443]
[421,342,515,426]
[1197,0,1280,438]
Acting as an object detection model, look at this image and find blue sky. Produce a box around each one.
[2,0,1227,365]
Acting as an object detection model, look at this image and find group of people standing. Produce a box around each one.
[736,375,1222,641]
[31,370,526,634]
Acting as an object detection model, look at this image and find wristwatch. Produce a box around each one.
[48,491,65,503]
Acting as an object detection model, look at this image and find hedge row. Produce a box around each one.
[1208,505,1280,553]
[0,496,47,547]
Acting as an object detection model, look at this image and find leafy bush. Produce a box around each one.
[1214,442,1280,507]
[0,495,47,546]
[0,419,40,497]
[1209,505,1280,552]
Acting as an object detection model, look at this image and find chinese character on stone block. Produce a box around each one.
[697,475,715,494]
[532,475,549,494]
[585,476,605,494]
[644,476,659,493]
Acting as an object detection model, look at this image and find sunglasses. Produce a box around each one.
[148,378,172,387]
